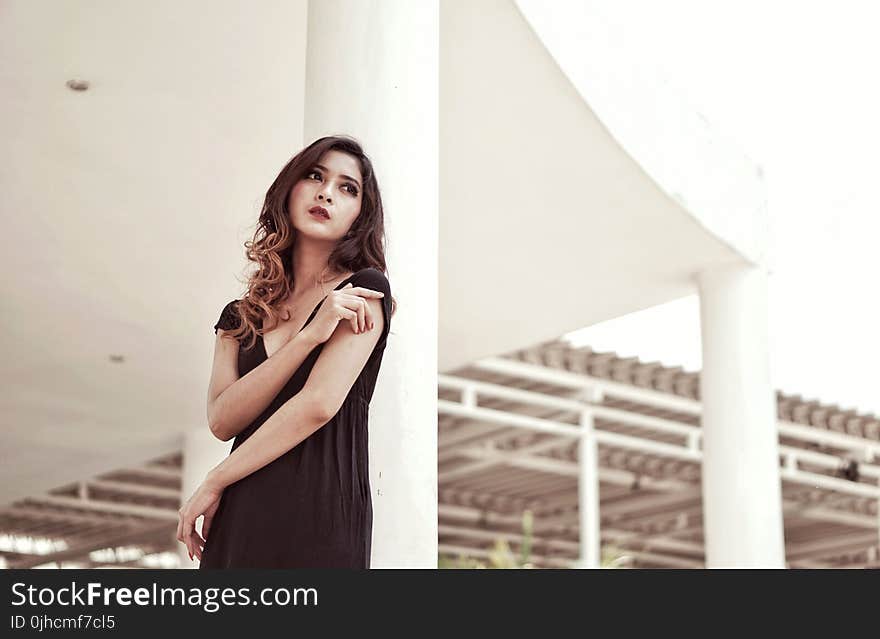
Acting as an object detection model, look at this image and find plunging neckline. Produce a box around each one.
[259,273,357,359]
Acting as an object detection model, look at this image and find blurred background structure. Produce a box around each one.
[438,342,879,569]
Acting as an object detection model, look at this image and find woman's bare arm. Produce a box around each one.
[207,329,321,442]
[205,295,384,490]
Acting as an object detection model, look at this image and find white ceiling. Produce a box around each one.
[0,0,309,504]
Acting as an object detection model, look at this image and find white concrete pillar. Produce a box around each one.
[178,427,229,568]
[696,262,786,567]
[576,408,601,568]
[304,0,439,567]
[876,497,880,555]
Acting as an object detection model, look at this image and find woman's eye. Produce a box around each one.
[307,170,356,195]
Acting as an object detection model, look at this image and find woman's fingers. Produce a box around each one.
[347,286,385,299]
[190,530,205,561]
[350,287,383,330]
[202,513,213,541]
[356,298,366,332]
[182,514,193,560]
[338,294,365,331]
[175,484,222,562]
[181,510,206,562]
[187,529,205,562]
[337,294,374,333]
[336,307,358,334]
[341,295,365,332]
[335,295,366,333]
[328,286,384,335]
[176,506,185,543]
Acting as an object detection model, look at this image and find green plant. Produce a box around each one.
[438,509,535,569]
[600,544,632,568]
[438,510,634,569]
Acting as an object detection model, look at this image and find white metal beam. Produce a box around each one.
[27,496,178,522]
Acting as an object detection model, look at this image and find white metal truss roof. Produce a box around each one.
[438,339,880,569]
[0,456,183,569]
[2,339,878,568]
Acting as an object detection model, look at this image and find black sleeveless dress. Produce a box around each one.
[199,267,392,569]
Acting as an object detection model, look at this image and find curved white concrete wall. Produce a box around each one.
[515,0,771,271]
[439,0,764,371]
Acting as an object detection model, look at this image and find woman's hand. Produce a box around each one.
[176,477,223,563]
[301,283,385,345]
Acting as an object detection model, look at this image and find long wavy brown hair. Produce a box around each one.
[224,135,397,351]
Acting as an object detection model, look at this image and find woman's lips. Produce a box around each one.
[309,208,330,220]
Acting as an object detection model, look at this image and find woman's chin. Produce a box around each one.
[294,225,340,242]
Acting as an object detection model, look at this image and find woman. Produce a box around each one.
[176,135,396,568]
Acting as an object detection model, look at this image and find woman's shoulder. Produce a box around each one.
[219,298,242,315]
[214,298,242,334]
[349,267,391,294]
[349,268,393,344]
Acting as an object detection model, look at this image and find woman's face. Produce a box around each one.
[289,150,363,242]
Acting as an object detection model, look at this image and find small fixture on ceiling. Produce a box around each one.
[66,79,89,91]
[109,354,125,363]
